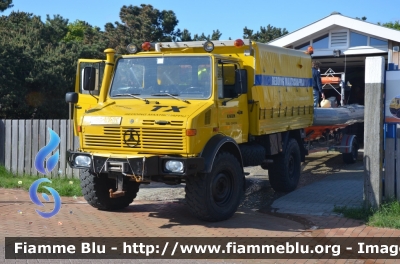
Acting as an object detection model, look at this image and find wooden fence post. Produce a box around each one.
[364,56,385,209]
[51,119,60,178]
[5,120,12,171]
[31,119,39,176]
[24,120,32,176]
[0,119,4,166]
[59,120,67,177]
[11,120,18,174]
[17,120,25,175]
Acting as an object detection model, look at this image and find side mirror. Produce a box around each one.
[65,92,78,104]
[83,67,96,91]
[235,69,248,95]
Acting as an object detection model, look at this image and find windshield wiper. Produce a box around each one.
[151,93,190,104]
[113,93,149,104]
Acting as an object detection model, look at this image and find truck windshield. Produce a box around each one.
[110,56,212,99]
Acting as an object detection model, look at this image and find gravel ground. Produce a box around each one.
[135,151,357,211]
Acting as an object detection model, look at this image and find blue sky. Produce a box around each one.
[2,0,400,39]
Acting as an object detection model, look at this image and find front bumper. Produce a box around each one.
[66,150,204,177]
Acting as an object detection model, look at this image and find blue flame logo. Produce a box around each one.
[34,128,60,175]
[31,127,62,218]
[29,178,61,218]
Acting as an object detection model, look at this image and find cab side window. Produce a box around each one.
[217,62,238,98]
[79,62,105,95]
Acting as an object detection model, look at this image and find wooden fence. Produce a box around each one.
[0,119,80,178]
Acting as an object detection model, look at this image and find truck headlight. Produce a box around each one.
[75,155,91,167]
[165,160,184,173]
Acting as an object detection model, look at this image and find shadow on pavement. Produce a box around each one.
[112,201,310,233]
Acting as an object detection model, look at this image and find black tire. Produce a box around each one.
[342,139,359,164]
[268,139,301,192]
[80,169,140,210]
[185,152,244,222]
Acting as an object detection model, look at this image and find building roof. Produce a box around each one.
[268,12,400,47]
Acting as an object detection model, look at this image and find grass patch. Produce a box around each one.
[333,205,374,221]
[368,200,400,229]
[0,166,82,197]
[334,200,400,229]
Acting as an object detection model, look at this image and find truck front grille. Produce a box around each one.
[84,126,185,152]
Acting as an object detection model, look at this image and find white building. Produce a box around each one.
[268,12,400,105]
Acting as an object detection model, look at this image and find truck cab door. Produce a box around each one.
[73,59,105,134]
[216,62,248,143]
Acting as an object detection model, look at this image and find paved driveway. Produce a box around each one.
[1,152,397,263]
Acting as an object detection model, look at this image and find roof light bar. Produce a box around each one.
[158,39,251,49]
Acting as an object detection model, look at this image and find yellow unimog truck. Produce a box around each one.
[65,39,314,221]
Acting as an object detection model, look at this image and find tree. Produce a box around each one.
[0,0,13,12]
[211,29,222,40]
[243,27,254,39]
[0,11,107,119]
[180,29,192,41]
[104,4,181,53]
[44,15,69,44]
[378,20,400,30]
[355,16,367,21]
[243,25,288,43]
[63,20,86,42]
[193,33,208,41]
[62,19,107,58]
[0,11,45,118]
[191,30,222,41]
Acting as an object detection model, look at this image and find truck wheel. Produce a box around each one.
[80,169,140,210]
[185,152,244,222]
[268,139,301,192]
[342,139,359,164]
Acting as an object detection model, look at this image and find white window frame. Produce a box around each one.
[329,29,349,49]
